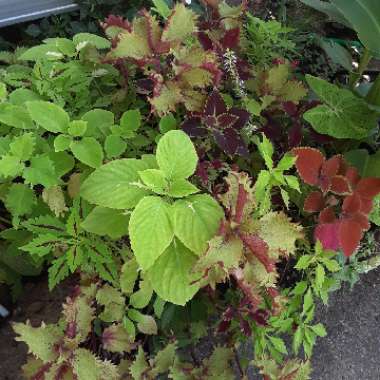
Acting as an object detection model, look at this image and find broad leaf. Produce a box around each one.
[26,101,69,133]
[70,137,104,168]
[0,103,34,129]
[81,159,151,209]
[173,194,224,255]
[129,196,174,270]
[156,130,198,179]
[304,75,379,139]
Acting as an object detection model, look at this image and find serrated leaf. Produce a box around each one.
[70,137,104,168]
[173,194,224,255]
[104,135,127,158]
[68,120,87,137]
[295,255,313,270]
[128,309,157,335]
[129,196,173,270]
[120,258,139,295]
[5,183,36,221]
[162,4,197,43]
[80,159,151,209]
[138,169,168,194]
[310,323,327,337]
[0,155,25,177]
[147,239,200,305]
[315,264,325,288]
[23,154,58,188]
[102,324,133,353]
[9,133,35,160]
[26,101,69,133]
[54,134,72,152]
[156,130,198,179]
[269,336,288,355]
[73,33,111,50]
[82,109,114,138]
[67,245,84,272]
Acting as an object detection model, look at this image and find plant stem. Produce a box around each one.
[349,48,372,90]
[366,73,380,106]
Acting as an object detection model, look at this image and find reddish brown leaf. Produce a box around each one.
[292,147,324,186]
[342,193,361,214]
[315,222,339,251]
[304,191,325,213]
[338,220,363,257]
[330,175,351,195]
[319,206,336,224]
[222,28,240,49]
[355,178,380,200]
[321,155,343,178]
[359,197,373,214]
[345,166,360,187]
[347,212,370,231]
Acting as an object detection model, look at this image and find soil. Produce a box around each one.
[0,276,75,380]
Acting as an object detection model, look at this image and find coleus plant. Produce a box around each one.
[104,4,222,115]
[293,147,380,256]
[182,90,250,155]
[81,130,224,306]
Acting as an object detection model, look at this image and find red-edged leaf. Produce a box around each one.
[292,147,324,186]
[321,155,343,178]
[338,220,363,257]
[222,28,240,49]
[204,91,227,116]
[304,191,325,213]
[330,175,351,195]
[182,117,207,137]
[319,206,336,224]
[342,193,361,214]
[345,166,360,187]
[216,113,239,129]
[347,212,370,231]
[315,222,340,251]
[239,233,275,272]
[213,128,247,156]
[355,178,380,200]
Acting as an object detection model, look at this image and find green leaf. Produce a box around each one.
[152,0,172,19]
[54,134,72,152]
[304,75,379,139]
[66,245,84,273]
[167,179,200,198]
[48,151,75,178]
[0,103,34,129]
[321,258,341,273]
[0,82,7,101]
[129,196,174,270]
[276,153,296,171]
[318,38,353,71]
[292,326,303,354]
[130,279,154,309]
[311,323,327,337]
[330,0,380,58]
[81,206,129,239]
[128,309,157,335]
[18,44,64,61]
[147,239,200,305]
[159,114,177,133]
[0,155,24,177]
[345,149,380,177]
[5,184,36,221]
[268,336,288,355]
[255,170,271,205]
[120,109,141,133]
[9,133,35,160]
[156,130,198,179]
[9,89,41,105]
[292,281,308,295]
[26,101,69,133]
[104,135,127,158]
[81,159,151,209]
[256,133,273,169]
[70,137,104,168]
[68,120,87,137]
[138,169,168,194]
[315,264,326,289]
[296,255,313,270]
[48,255,70,290]
[82,109,114,138]
[73,33,111,50]
[173,194,224,255]
[23,154,58,188]
[120,258,139,295]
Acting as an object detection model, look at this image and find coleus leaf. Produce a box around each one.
[338,219,363,257]
[304,191,325,213]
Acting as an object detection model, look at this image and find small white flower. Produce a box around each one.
[185,0,192,4]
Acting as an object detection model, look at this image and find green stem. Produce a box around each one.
[366,73,380,106]
[349,48,372,90]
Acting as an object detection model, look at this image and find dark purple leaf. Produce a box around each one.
[222,28,240,49]
[216,113,239,129]
[182,117,207,137]
[288,121,302,148]
[229,108,250,129]
[204,91,227,116]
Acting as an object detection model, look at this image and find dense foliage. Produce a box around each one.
[1,0,380,379]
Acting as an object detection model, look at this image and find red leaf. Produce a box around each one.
[342,193,361,214]
[321,155,343,178]
[338,220,363,257]
[315,222,340,251]
[345,166,360,187]
[319,206,336,224]
[239,233,275,272]
[330,175,351,195]
[304,191,325,213]
[347,212,370,231]
[292,147,324,186]
[355,178,380,200]
[359,197,373,214]
[222,28,240,49]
